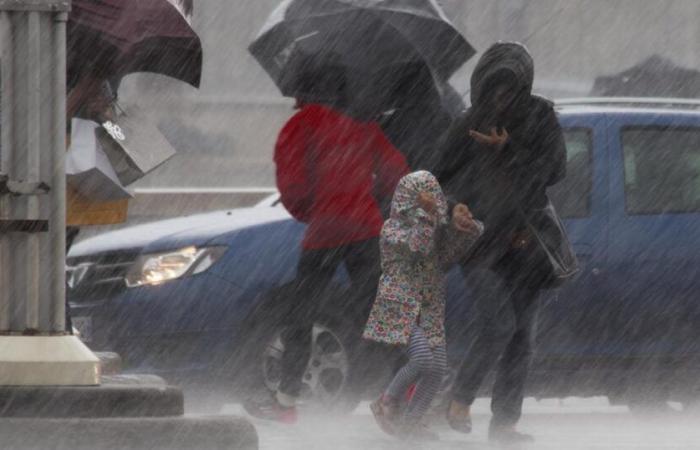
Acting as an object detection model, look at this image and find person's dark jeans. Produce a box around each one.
[278,238,381,399]
[452,266,540,427]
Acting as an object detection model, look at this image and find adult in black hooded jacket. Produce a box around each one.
[436,42,566,443]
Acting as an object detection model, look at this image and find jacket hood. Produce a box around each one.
[470,41,534,106]
[390,171,448,224]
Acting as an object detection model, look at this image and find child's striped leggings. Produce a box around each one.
[385,326,448,424]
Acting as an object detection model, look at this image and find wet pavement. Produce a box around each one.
[220,397,700,450]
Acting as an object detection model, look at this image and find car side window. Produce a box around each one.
[622,127,700,214]
[548,129,593,218]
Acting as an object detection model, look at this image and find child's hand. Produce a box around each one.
[452,203,480,234]
[417,192,439,217]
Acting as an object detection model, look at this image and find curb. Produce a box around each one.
[0,415,258,450]
[0,382,183,418]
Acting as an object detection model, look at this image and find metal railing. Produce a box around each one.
[556,97,700,109]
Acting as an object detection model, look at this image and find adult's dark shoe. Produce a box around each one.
[446,400,472,433]
[488,424,535,444]
[243,393,298,424]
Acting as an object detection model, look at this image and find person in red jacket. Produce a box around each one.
[244,100,409,423]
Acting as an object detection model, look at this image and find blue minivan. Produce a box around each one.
[68,99,700,411]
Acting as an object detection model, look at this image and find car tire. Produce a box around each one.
[242,313,363,414]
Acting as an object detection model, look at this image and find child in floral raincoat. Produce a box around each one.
[363,170,483,440]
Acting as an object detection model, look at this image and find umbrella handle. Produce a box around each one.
[96,100,124,123]
[112,100,126,116]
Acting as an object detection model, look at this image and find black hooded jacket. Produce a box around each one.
[436,42,566,266]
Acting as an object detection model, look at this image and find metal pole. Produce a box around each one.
[50,10,67,333]
[0,0,98,387]
[25,10,41,331]
[0,11,14,331]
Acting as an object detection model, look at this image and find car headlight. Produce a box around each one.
[125,246,227,288]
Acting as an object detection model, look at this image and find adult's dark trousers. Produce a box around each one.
[279,238,381,399]
[452,266,540,427]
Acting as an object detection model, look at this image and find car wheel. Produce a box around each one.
[256,318,361,413]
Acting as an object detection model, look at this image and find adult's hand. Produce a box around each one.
[67,75,114,122]
[469,127,509,149]
[452,203,481,235]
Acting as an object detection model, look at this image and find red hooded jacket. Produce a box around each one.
[275,104,409,250]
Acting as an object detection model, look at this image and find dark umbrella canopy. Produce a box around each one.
[168,0,194,19]
[249,0,475,105]
[376,61,465,170]
[68,0,203,89]
[591,55,700,98]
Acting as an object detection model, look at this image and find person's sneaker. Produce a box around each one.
[488,424,535,444]
[446,400,472,433]
[370,395,399,436]
[243,394,298,424]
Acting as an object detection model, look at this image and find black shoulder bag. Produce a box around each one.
[520,200,579,289]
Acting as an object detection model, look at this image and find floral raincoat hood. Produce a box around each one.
[389,170,449,227]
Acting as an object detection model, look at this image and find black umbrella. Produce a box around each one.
[68,0,203,89]
[376,61,465,169]
[249,0,475,107]
[591,55,700,98]
[167,0,194,21]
